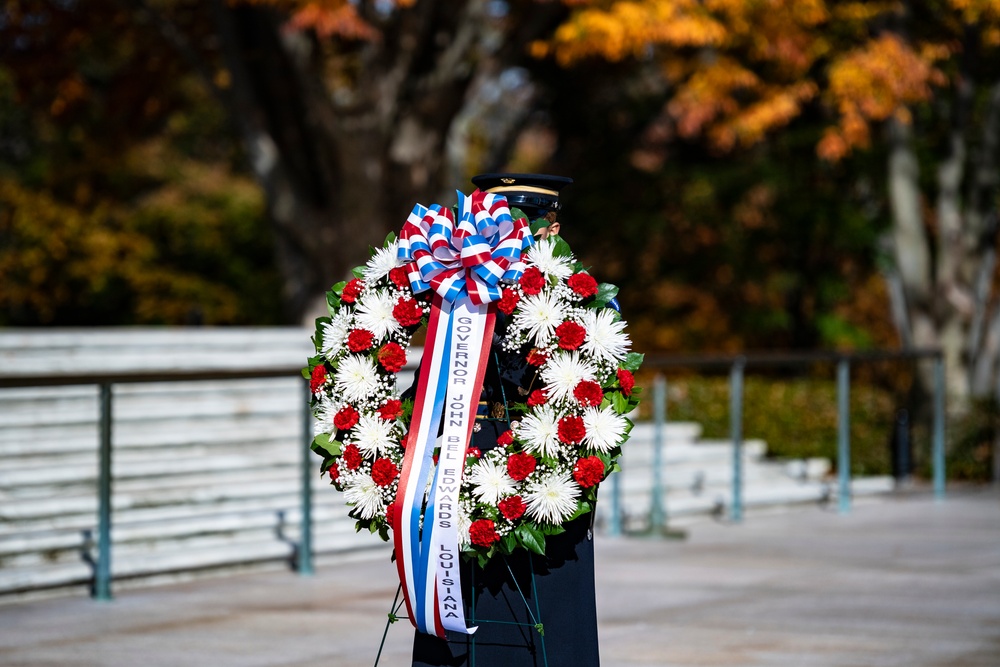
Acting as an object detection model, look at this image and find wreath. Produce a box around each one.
[306,219,642,566]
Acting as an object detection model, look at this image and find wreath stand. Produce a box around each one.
[374,555,549,667]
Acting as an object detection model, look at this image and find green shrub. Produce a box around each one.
[646,375,902,476]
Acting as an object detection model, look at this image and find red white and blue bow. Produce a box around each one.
[391,190,533,637]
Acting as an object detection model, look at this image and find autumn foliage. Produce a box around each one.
[537,0,995,161]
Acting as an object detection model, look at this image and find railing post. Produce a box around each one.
[608,465,622,536]
[932,354,946,501]
[95,383,113,600]
[650,374,667,530]
[837,357,851,514]
[299,379,314,575]
[730,358,745,523]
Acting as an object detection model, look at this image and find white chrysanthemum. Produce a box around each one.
[516,290,567,345]
[582,406,628,453]
[354,289,403,340]
[352,413,397,458]
[456,504,472,546]
[321,310,352,360]
[467,458,516,504]
[363,240,401,283]
[343,475,385,520]
[312,394,338,436]
[524,471,580,524]
[527,238,573,280]
[581,308,631,365]
[518,404,561,458]
[540,351,598,403]
[334,355,381,404]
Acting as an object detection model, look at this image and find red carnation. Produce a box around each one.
[378,342,407,373]
[555,320,586,351]
[519,267,546,295]
[389,267,409,290]
[342,278,364,303]
[378,399,403,420]
[527,389,548,407]
[558,415,586,444]
[328,462,340,482]
[498,495,526,521]
[309,364,328,393]
[469,519,499,547]
[573,456,605,488]
[393,296,423,327]
[386,502,397,529]
[507,452,537,481]
[497,430,514,447]
[526,349,548,367]
[617,369,635,397]
[342,444,363,470]
[466,447,482,460]
[347,328,375,352]
[497,288,520,315]
[568,273,599,298]
[334,405,360,430]
[371,457,399,487]
[573,380,604,407]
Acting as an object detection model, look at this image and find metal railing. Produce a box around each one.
[606,348,946,534]
[2,348,948,597]
[0,368,314,600]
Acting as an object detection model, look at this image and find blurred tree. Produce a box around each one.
[539,0,1000,403]
[0,6,283,325]
[0,0,569,323]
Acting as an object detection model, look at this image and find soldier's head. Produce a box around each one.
[471,173,573,240]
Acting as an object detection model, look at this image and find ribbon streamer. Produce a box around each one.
[391,190,533,637]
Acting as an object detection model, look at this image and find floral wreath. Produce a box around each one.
[306,219,642,565]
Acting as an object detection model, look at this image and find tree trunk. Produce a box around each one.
[202,0,569,324]
[887,116,940,392]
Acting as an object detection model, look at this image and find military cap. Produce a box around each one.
[471,173,573,214]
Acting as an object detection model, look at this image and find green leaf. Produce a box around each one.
[539,523,566,536]
[301,366,311,380]
[621,352,644,372]
[314,316,330,346]
[499,532,517,555]
[510,206,528,222]
[311,432,341,457]
[611,391,630,414]
[352,265,365,279]
[550,236,573,258]
[590,283,619,309]
[567,501,593,521]
[326,293,341,317]
[330,280,348,296]
[384,231,397,246]
[516,523,546,556]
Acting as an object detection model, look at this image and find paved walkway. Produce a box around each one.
[1,487,998,667]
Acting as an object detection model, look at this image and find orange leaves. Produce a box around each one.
[546,0,726,65]
[947,0,1000,25]
[668,57,759,139]
[667,57,817,152]
[819,34,946,160]
[545,0,1000,161]
[285,1,379,40]
[711,82,818,151]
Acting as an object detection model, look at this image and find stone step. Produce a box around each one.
[0,527,381,595]
[0,487,342,538]
[0,419,300,459]
[0,380,303,429]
